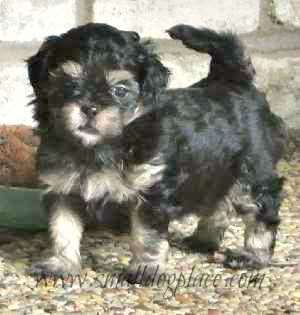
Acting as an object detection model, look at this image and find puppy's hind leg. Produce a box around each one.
[219,176,284,269]
[183,199,232,253]
[126,205,170,285]
[30,194,84,277]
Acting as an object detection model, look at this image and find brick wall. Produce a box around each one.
[0,0,299,129]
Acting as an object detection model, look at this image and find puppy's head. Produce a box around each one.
[27,23,169,147]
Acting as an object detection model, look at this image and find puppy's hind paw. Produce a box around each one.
[214,249,270,270]
[29,256,81,278]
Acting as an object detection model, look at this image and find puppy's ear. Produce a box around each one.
[27,36,60,93]
[140,50,170,104]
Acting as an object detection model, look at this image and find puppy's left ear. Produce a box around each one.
[140,50,170,104]
[27,36,61,95]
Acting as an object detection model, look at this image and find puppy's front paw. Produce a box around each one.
[29,256,81,278]
[126,261,165,285]
[214,249,270,270]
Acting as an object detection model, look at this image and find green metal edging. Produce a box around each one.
[0,186,48,232]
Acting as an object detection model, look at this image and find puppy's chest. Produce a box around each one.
[42,157,166,204]
[80,167,133,203]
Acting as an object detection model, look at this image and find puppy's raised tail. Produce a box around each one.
[167,24,255,85]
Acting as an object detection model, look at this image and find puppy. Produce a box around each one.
[27,23,286,283]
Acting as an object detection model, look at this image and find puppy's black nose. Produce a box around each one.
[81,105,97,117]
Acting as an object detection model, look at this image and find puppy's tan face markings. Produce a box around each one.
[61,61,83,77]
[61,103,124,146]
[49,61,83,79]
[94,106,123,138]
[106,70,135,85]
[59,65,133,82]
[59,67,141,147]
[62,103,85,131]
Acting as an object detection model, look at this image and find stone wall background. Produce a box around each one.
[0,0,299,129]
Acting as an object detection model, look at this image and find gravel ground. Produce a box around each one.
[0,151,299,315]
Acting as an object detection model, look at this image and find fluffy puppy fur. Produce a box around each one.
[27,23,287,283]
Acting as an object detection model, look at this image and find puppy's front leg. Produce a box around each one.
[127,205,169,285]
[30,195,83,277]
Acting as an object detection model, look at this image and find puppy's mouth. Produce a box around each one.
[78,124,99,135]
[63,104,125,146]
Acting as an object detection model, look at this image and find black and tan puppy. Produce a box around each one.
[27,23,286,283]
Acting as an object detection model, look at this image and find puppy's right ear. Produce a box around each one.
[27,36,60,93]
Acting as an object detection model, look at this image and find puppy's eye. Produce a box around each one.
[111,85,129,98]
